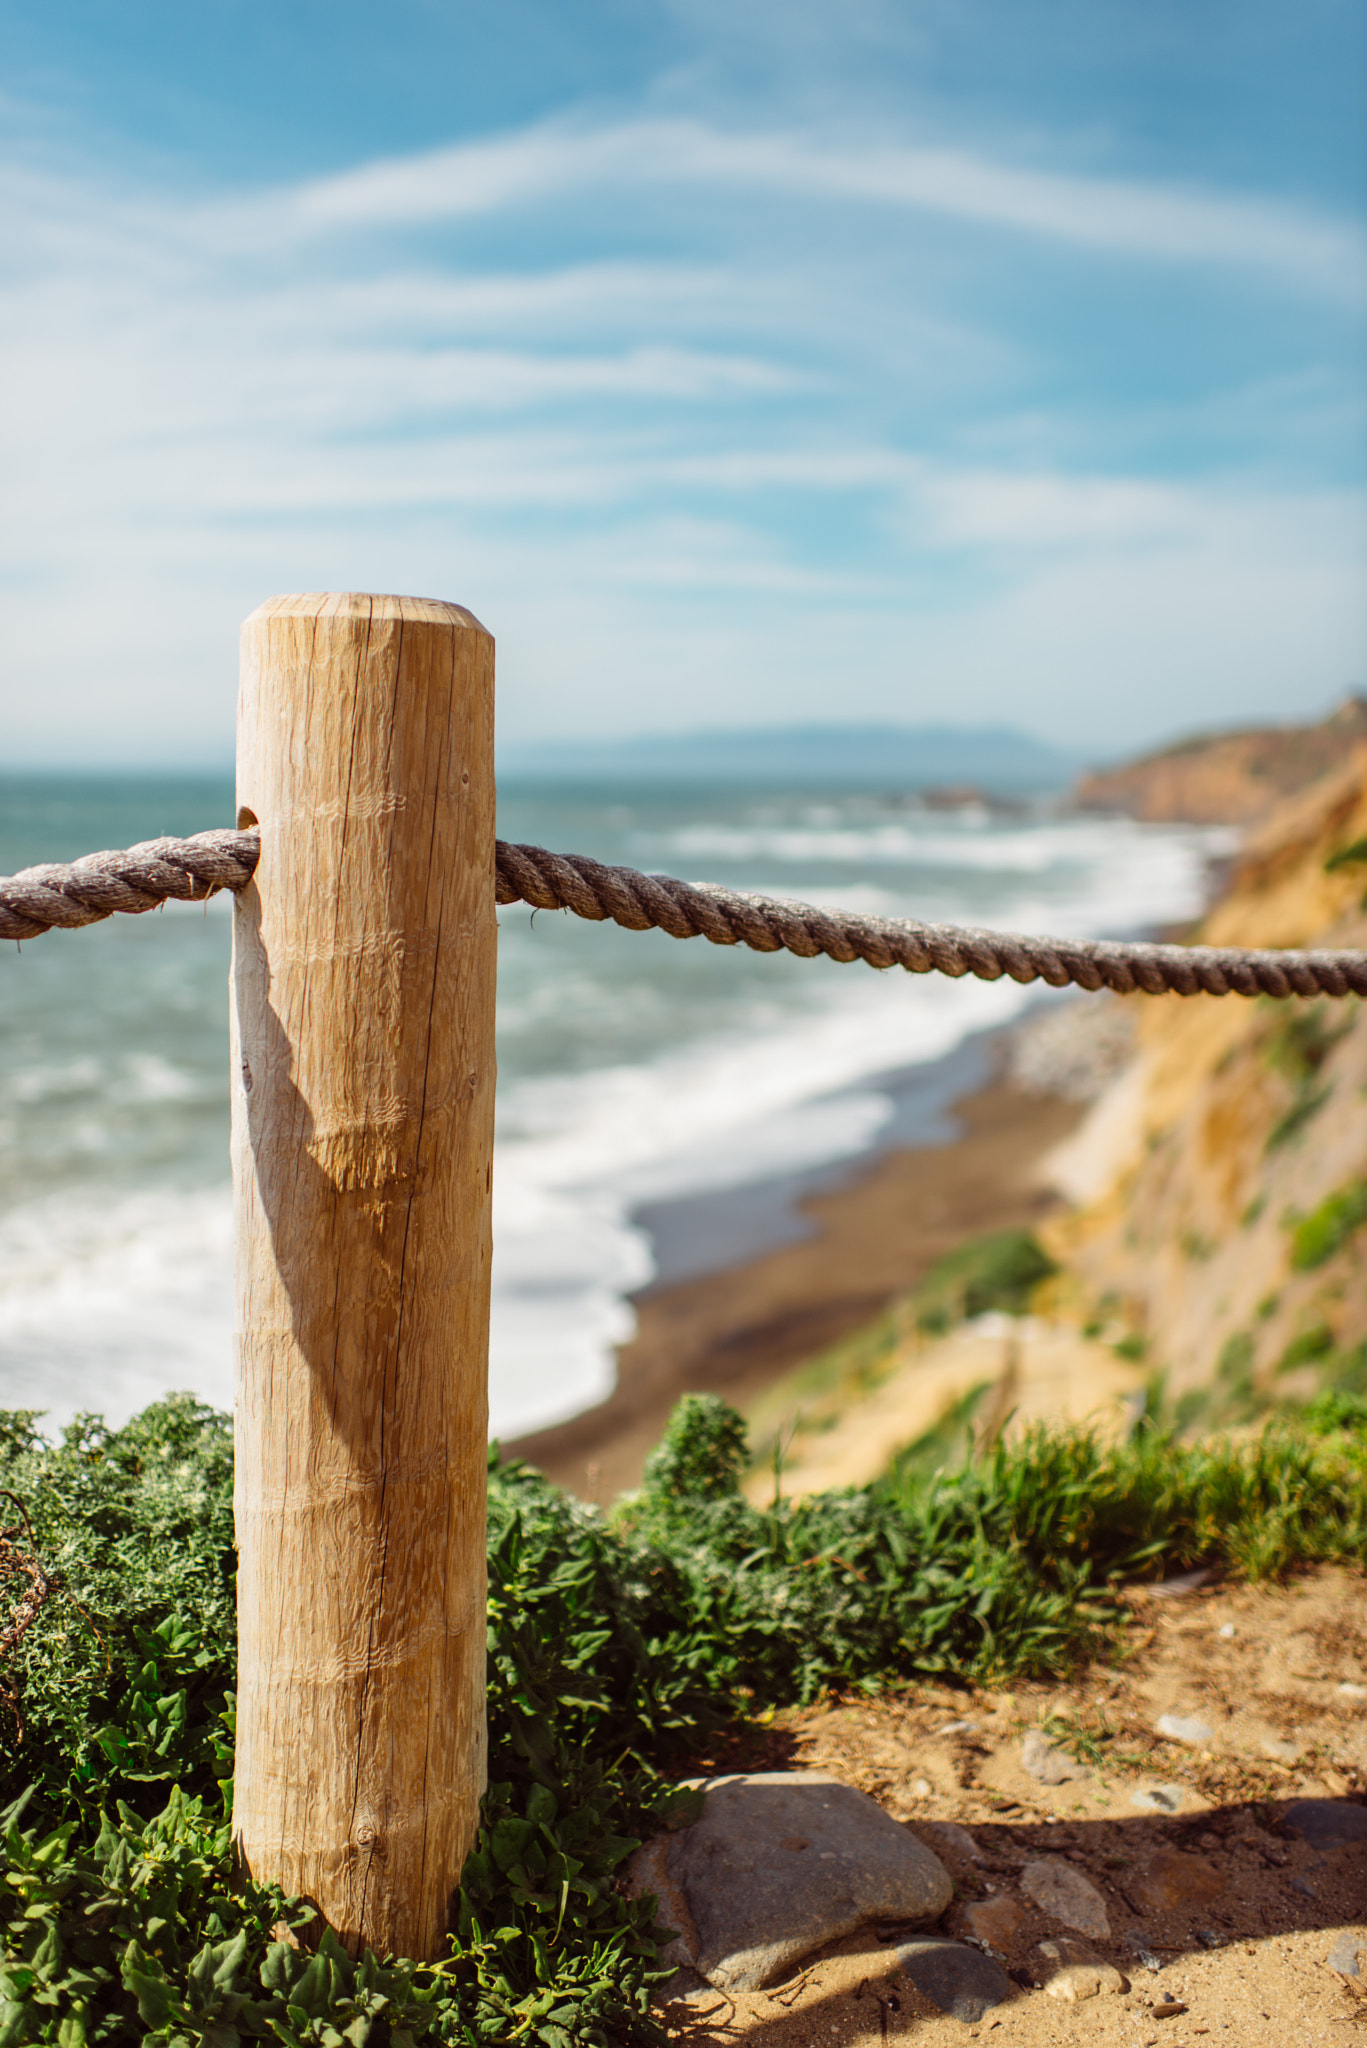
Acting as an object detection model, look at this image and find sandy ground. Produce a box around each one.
[655,1564,1367,2046]
[507,1080,1080,1500]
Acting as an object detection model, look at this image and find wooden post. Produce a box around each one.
[229,593,496,1962]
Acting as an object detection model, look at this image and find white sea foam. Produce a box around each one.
[645,814,1235,878]
[0,1185,234,1429]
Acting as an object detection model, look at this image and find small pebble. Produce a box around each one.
[1021,1727,1090,1785]
[1034,1935,1127,2002]
[1260,1737,1301,1764]
[1020,1856,1110,1939]
[1156,1712,1215,1747]
[897,1936,1014,2024]
[1131,1785,1184,1814]
[938,1719,977,1737]
[1338,1682,1367,1700]
[1327,1932,1365,1977]
[1218,1622,1236,1639]
[1147,1567,1214,1598]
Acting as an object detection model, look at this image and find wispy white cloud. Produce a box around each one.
[281,117,1367,295]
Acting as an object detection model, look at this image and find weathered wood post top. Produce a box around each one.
[230,593,496,1961]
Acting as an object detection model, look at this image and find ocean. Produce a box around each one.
[0,773,1230,1438]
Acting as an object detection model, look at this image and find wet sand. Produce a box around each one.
[504,1074,1082,1501]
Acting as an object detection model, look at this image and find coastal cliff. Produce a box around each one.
[1075,696,1367,824]
[1045,745,1367,1416]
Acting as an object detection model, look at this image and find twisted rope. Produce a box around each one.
[2,827,1365,999]
[0,830,258,943]
[494,841,1367,998]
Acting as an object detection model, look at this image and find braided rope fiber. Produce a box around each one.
[0,830,259,944]
[2,827,1365,998]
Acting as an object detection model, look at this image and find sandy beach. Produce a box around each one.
[504,1061,1083,1500]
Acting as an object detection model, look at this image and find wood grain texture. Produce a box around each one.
[230,593,495,1961]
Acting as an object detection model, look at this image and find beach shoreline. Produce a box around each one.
[503,1052,1082,1500]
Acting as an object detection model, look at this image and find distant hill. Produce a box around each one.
[1075,697,1367,825]
[497,722,1076,792]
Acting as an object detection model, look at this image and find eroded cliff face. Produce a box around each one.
[1074,697,1367,825]
[1045,748,1367,1410]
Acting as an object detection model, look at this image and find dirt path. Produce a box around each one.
[661,1563,1367,2045]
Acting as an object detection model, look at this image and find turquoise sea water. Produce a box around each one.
[0,773,1227,1435]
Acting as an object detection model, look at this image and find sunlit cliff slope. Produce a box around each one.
[1045,746,1367,1420]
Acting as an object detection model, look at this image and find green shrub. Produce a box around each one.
[639,1394,748,1504]
[1289,1181,1367,1271]
[1260,1002,1354,1153]
[1276,1324,1336,1374]
[1330,1341,1367,1396]
[912,1229,1056,1334]
[1173,1387,1211,1433]
[1304,1389,1367,1435]
[1266,1087,1331,1152]
[0,1397,235,1807]
[1263,1001,1351,1088]
[1218,1331,1255,1380]
[0,1786,315,2048]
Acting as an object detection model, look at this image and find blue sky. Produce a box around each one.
[3,0,1365,766]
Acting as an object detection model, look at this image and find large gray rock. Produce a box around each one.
[633,1771,952,1993]
[896,1938,1014,2023]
